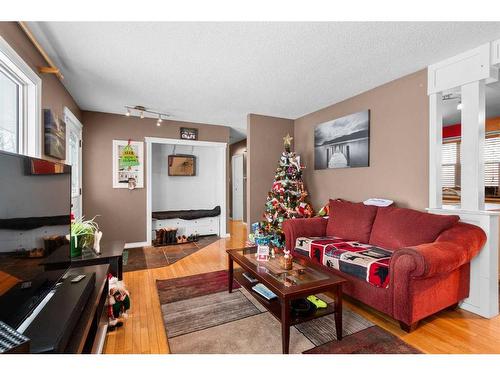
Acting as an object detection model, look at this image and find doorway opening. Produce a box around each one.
[145,137,228,246]
[229,139,246,223]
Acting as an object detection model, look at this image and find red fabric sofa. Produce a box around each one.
[282,200,486,331]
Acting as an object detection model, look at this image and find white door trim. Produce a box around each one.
[145,136,228,245]
[64,107,83,218]
[231,154,244,221]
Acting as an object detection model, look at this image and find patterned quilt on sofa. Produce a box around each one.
[294,237,393,288]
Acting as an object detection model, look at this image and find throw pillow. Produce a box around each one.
[326,199,378,243]
[369,206,460,250]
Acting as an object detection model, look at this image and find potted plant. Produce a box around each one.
[70,216,100,258]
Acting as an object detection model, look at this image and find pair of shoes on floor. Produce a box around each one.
[176,235,188,243]
[175,233,200,243]
[155,227,178,245]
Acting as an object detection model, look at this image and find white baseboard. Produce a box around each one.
[124,241,149,249]
[220,233,231,238]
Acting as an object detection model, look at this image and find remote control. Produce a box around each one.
[70,274,86,283]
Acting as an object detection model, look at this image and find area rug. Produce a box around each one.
[156,270,421,354]
[123,235,219,272]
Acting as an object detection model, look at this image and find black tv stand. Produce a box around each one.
[23,271,95,353]
[20,265,110,354]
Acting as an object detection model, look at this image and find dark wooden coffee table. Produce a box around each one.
[226,247,346,354]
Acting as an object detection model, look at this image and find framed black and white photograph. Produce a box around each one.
[314,110,370,170]
[180,127,198,140]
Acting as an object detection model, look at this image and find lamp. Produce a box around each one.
[124,105,171,123]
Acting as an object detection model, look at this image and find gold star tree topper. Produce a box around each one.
[283,133,293,151]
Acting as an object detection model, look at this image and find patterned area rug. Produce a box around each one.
[123,235,219,272]
[156,270,421,354]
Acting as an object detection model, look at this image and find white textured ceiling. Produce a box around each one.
[27,22,500,142]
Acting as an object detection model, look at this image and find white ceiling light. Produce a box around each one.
[443,93,463,111]
[124,105,171,124]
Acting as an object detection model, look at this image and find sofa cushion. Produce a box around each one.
[326,199,378,243]
[369,206,460,250]
[294,236,393,288]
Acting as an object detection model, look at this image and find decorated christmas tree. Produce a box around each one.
[249,134,314,249]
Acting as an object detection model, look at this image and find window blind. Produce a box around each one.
[442,135,500,189]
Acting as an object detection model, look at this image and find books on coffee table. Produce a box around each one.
[252,283,277,300]
[242,272,258,283]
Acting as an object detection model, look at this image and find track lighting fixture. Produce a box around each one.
[442,93,462,112]
[156,115,163,127]
[123,105,171,123]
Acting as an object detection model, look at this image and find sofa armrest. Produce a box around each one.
[282,217,328,251]
[391,222,486,279]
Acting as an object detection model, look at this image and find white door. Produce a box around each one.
[232,154,244,220]
[65,108,83,219]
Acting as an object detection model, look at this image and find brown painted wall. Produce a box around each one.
[294,69,429,211]
[0,22,82,163]
[82,111,230,243]
[247,114,294,227]
[229,139,247,220]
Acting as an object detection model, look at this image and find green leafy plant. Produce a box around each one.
[71,216,100,248]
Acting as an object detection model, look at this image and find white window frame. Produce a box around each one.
[0,36,41,157]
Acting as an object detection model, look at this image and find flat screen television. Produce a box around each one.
[0,150,71,329]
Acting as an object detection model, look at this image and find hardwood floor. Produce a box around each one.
[103,220,500,354]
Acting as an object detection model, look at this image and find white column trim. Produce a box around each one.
[428,92,443,209]
[460,80,486,211]
[428,208,499,318]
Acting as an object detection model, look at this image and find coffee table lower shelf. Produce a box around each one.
[233,269,336,326]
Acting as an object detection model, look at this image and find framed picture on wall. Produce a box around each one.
[314,110,370,170]
[180,127,198,140]
[44,109,66,160]
[168,154,196,176]
[112,140,144,189]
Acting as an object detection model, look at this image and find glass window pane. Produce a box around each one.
[0,71,19,153]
